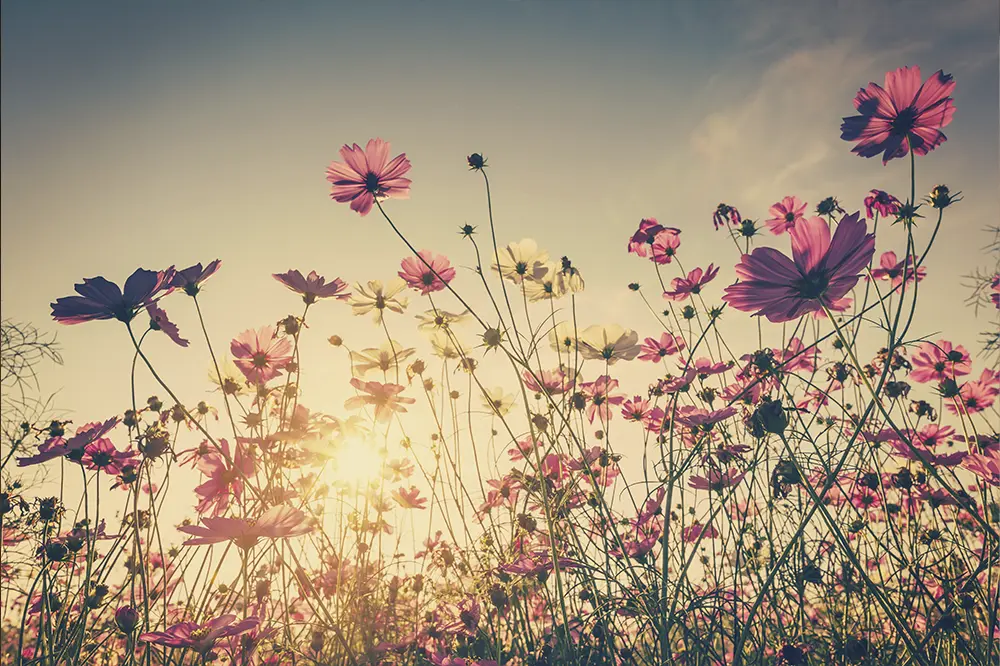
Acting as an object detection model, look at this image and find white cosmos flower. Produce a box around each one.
[481,387,517,416]
[578,324,641,364]
[350,341,415,376]
[493,239,550,284]
[348,279,409,323]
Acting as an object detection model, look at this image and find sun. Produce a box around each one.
[330,436,386,487]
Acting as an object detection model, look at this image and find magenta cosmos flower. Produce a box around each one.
[869,251,926,288]
[146,303,189,347]
[399,251,456,295]
[178,505,311,550]
[663,264,719,301]
[325,138,411,216]
[765,196,808,235]
[140,614,259,655]
[841,66,956,164]
[722,213,876,323]
[712,203,741,230]
[273,269,350,304]
[627,218,681,260]
[51,268,175,325]
[863,190,902,219]
[230,326,293,384]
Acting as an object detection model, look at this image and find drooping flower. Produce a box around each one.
[52,268,175,325]
[909,340,971,383]
[140,615,259,654]
[765,196,808,235]
[146,304,189,347]
[349,279,409,322]
[663,264,719,302]
[171,260,222,296]
[869,252,926,288]
[712,203,742,230]
[273,270,350,304]
[345,379,416,423]
[230,326,293,384]
[326,138,411,216]
[178,506,311,550]
[578,325,641,364]
[399,251,456,295]
[863,190,902,219]
[841,66,956,164]
[722,213,876,323]
[493,239,549,284]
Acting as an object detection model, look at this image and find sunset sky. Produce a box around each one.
[2,0,998,440]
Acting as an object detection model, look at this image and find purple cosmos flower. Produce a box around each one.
[863,190,902,219]
[713,203,742,230]
[722,213,876,323]
[171,260,222,296]
[140,614,259,654]
[146,304,190,347]
[765,196,808,235]
[841,66,956,164]
[663,264,719,302]
[273,270,350,304]
[52,268,175,325]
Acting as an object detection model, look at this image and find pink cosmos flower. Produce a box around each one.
[194,439,254,515]
[146,304,189,347]
[392,486,427,510]
[682,522,719,543]
[946,368,1000,415]
[628,218,674,257]
[909,340,971,383]
[689,468,746,492]
[82,438,135,476]
[579,375,626,423]
[841,66,956,164]
[765,196,808,235]
[638,332,685,362]
[17,417,119,467]
[963,446,1000,486]
[325,138,411,216]
[230,326,293,385]
[673,405,738,431]
[869,251,926,288]
[178,505,311,550]
[140,614,259,654]
[650,229,682,264]
[345,378,416,423]
[522,368,573,395]
[722,212,876,323]
[398,251,456,295]
[663,264,719,301]
[863,190,902,219]
[273,270,350,304]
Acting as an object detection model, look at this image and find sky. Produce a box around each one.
[2,0,999,475]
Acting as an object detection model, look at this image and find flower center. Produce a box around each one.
[90,451,113,468]
[890,107,917,135]
[421,272,436,286]
[784,212,795,222]
[252,352,269,368]
[794,271,829,300]
[364,171,381,193]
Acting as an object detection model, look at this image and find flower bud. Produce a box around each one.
[115,605,140,634]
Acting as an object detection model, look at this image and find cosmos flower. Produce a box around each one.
[171,260,222,296]
[869,251,926,288]
[230,326,293,385]
[273,270,350,304]
[628,218,681,259]
[350,341,415,377]
[578,324,641,364]
[841,66,956,164]
[140,615,259,654]
[945,368,999,415]
[178,505,311,550]
[765,196,808,235]
[81,438,135,476]
[689,468,746,492]
[391,486,427,510]
[909,340,971,383]
[962,446,1000,486]
[481,387,517,416]
[638,332,685,362]
[193,439,254,515]
[722,212,876,323]
[52,268,175,325]
[579,375,626,423]
[663,264,719,302]
[650,228,682,265]
[863,190,902,219]
[17,418,120,467]
[415,308,470,332]
[326,138,411,216]
[345,379,416,423]
[522,368,573,395]
[146,304,189,347]
[712,203,742,230]
[493,239,549,284]
[399,251,456,295]
[349,279,409,322]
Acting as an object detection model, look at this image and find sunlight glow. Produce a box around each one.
[330,436,386,487]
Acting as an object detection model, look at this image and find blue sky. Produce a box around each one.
[2,0,998,430]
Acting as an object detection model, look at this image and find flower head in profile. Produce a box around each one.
[713,204,741,230]
[578,325,641,364]
[52,268,175,325]
[765,196,808,235]
[171,260,222,296]
[178,506,311,550]
[494,239,549,284]
[345,379,416,423]
[399,251,456,295]
[841,66,956,164]
[349,279,409,322]
[864,190,902,219]
[869,252,925,288]
[326,138,411,216]
[663,265,719,302]
[146,304,189,347]
[140,614,259,655]
[230,326,293,384]
[392,486,427,510]
[273,270,350,304]
[722,212,876,323]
